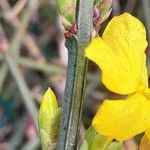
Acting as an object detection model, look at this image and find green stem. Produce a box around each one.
[57,0,94,149]
[4,52,38,129]
[0,54,65,75]
[0,54,100,81]
[0,8,31,93]
[0,64,8,92]
[141,0,150,43]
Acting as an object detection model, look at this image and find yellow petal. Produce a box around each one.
[140,134,150,150]
[141,54,148,88]
[145,129,150,141]
[85,13,148,94]
[92,93,150,141]
[103,12,148,88]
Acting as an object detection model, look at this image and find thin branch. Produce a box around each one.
[0,54,65,74]
[0,64,8,92]
[21,137,40,150]
[3,0,27,21]
[0,7,31,92]
[124,0,137,13]
[57,0,94,149]
[141,0,150,43]
[112,0,121,16]
[8,117,26,150]
[0,0,44,62]
[4,52,38,129]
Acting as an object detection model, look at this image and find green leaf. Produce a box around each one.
[40,129,51,150]
[84,126,112,150]
[85,126,97,149]
[107,141,123,150]
[57,0,76,26]
[38,87,59,150]
[80,140,88,150]
[49,108,62,143]
[95,0,102,5]
[82,126,123,150]
[57,0,76,14]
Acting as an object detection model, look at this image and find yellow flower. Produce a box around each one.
[85,13,150,141]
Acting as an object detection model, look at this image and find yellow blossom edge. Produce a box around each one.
[85,13,148,95]
[92,93,150,141]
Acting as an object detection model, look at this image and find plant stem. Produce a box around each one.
[141,0,150,43]
[0,9,31,93]
[0,54,65,74]
[4,52,38,129]
[57,0,94,149]
[0,54,100,82]
[112,0,121,16]
[0,64,8,92]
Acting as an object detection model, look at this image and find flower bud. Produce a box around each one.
[94,0,113,29]
[100,0,113,22]
[57,0,76,29]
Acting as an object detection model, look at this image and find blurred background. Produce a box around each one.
[0,0,150,149]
